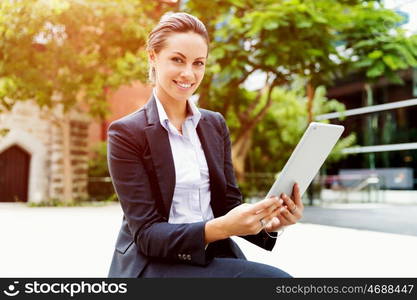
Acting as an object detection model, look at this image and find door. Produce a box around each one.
[0,145,31,202]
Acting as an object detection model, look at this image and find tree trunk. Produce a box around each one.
[231,128,254,182]
[230,80,278,183]
[62,113,73,203]
[307,81,315,124]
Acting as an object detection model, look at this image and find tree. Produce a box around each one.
[0,0,158,203]
[341,2,417,168]
[187,0,343,180]
[185,0,417,181]
[244,82,355,198]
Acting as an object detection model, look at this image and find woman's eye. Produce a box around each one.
[194,61,205,66]
[172,57,183,63]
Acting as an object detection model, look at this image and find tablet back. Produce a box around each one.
[265,122,344,199]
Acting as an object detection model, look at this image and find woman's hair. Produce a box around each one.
[146,12,209,83]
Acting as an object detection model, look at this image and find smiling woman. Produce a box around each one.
[146,13,208,132]
[107,12,303,278]
[147,30,207,132]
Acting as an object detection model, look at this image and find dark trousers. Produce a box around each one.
[141,241,291,278]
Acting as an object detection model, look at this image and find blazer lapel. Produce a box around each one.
[196,115,226,214]
[143,96,175,217]
[142,96,226,217]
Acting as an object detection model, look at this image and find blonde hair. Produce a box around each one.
[146,12,209,83]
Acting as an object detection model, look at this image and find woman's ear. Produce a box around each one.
[148,50,156,65]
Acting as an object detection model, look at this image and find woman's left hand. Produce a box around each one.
[265,183,304,232]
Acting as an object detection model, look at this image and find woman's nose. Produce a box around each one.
[180,64,194,78]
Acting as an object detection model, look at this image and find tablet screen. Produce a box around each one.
[265,122,344,200]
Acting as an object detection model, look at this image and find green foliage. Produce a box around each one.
[185,0,415,192]
[340,2,417,84]
[250,87,307,170]
[0,0,156,117]
[326,133,356,164]
[27,197,116,207]
[0,128,10,137]
[187,0,355,113]
[311,85,357,163]
[243,83,356,197]
[3,0,416,199]
[250,83,354,173]
[88,141,109,177]
[186,0,417,114]
[88,141,116,202]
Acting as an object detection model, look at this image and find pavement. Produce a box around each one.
[301,203,417,236]
[0,202,416,278]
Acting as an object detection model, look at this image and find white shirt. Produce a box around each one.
[153,90,214,224]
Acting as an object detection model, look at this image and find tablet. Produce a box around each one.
[265,122,344,200]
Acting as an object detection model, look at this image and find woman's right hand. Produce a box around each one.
[220,196,283,237]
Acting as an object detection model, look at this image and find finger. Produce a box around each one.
[256,199,283,220]
[275,212,291,227]
[292,183,303,208]
[252,196,280,215]
[282,193,303,218]
[281,193,297,215]
[264,217,280,231]
[270,206,290,223]
[268,199,283,213]
[279,206,298,224]
[269,203,285,219]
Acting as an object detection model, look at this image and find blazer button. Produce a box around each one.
[186,254,191,261]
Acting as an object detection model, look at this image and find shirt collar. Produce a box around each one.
[153,89,201,130]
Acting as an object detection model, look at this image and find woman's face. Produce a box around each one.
[150,31,208,103]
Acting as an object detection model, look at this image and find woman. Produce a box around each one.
[107,12,303,278]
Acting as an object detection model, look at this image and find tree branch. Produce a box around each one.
[247,72,270,115]
[234,78,278,142]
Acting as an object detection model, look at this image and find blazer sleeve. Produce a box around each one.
[217,113,278,251]
[107,120,209,266]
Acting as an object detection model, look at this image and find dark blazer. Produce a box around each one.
[107,95,277,278]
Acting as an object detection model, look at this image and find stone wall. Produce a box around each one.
[0,101,89,202]
[48,119,89,201]
[0,101,51,147]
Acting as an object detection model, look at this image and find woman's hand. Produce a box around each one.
[220,195,283,237]
[270,183,304,231]
[204,183,303,244]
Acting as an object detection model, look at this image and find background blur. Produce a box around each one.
[1,0,417,277]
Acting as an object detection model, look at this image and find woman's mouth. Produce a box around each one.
[173,80,194,90]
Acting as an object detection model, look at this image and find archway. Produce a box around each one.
[0,129,47,203]
[0,145,31,202]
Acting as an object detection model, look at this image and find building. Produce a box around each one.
[319,68,417,193]
[0,81,151,203]
[0,102,90,203]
